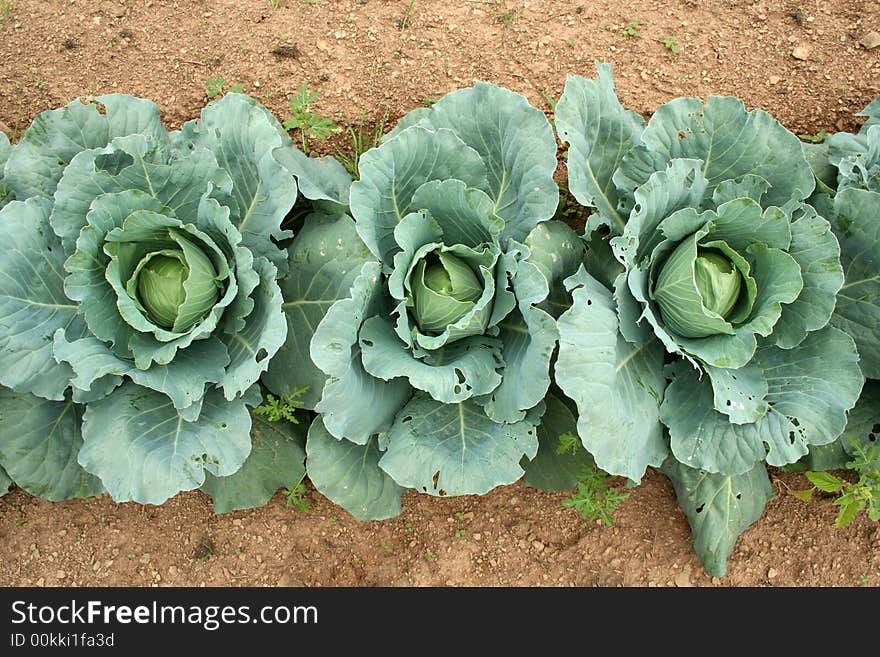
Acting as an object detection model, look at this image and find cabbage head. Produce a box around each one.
[297,83,585,519]
[0,93,342,505]
[552,64,864,576]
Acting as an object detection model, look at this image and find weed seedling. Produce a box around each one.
[622,19,641,39]
[282,475,311,513]
[398,0,415,30]
[205,76,226,98]
[282,82,339,154]
[559,434,630,527]
[454,529,468,539]
[792,438,880,527]
[662,34,680,54]
[0,2,11,20]
[497,1,518,27]
[335,111,387,179]
[254,385,308,424]
[798,130,828,143]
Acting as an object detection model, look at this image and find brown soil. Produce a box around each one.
[1,0,879,587]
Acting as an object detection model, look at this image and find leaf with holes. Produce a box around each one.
[0,91,345,506]
[201,409,307,513]
[662,458,775,577]
[378,393,540,496]
[312,83,564,507]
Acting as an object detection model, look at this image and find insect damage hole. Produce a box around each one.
[431,470,440,491]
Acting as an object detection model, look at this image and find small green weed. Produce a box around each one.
[662,34,680,54]
[205,76,226,98]
[205,76,247,99]
[282,82,339,154]
[560,434,630,527]
[454,529,468,539]
[254,385,308,424]
[792,439,880,528]
[0,2,12,20]
[282,475,311,513]
[497,1,518,27]
[798,130,828,143]
[398,0,416,30]
[622,19,641,39]
[335,111,387,179]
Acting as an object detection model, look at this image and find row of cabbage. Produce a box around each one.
[0,64,876,576]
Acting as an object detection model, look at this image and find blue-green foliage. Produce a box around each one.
[287,82,584,518]
[553,64,865,576]
[0,93,338,505]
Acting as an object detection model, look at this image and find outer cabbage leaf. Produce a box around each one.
[833,125,879,193]
[0,388,103,501]
[378,393,540,496]
[0,132,11,208]
[828,188,880,378]
[522,391,591,492]
[615,95,814,209]
[771,203,843,349]
[306,417,403,521]
[662,326,863,474]
[0,465,11,498]
[173,93,296,272]
[359,315,503,404]
[3,94,166,201]
[263,212,374,408]
[0,198,84,400]
[78,383,259,504]
[350,126,487,264]
[480,230,570,423]
[51,134,232,253]
[662,458,774,578]
[555,64,645,232]
[201,410,307,513]
[311,262,411,444]
[414,82,559,243]
[555,267,667,482]
[273,142,353,207]
[214,256,286,401]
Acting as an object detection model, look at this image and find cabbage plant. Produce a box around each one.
[552,65,865,576]
[293,83,585,519]
[0,93,345,506]
[799,98,880,470]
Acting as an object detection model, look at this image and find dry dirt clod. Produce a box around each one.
[792,44,811,60]
[768,567,779,579]
[674,570,692,587]
[860,32,880,49]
